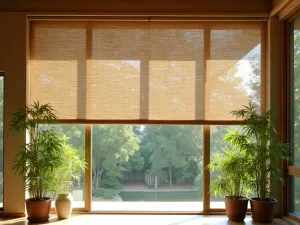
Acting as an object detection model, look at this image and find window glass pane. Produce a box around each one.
[91,125,203,212]
[291,176,300,216]
[210,125,246,209]
[207,29,262,120]
[292,17,300,167]
[45,125,85,208]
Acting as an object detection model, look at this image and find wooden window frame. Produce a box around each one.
[287,16,300,220]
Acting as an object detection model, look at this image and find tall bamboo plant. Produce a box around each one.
[209,130,251,199]
[55,136,85,194]
[11,101,63,200]
[227,103,290,201]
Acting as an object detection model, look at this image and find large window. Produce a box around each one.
[29,19,265,212]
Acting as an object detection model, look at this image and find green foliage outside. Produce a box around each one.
[293,28,300,212]
[92,125,140,189]
[44,124,205,200]
[99,179,123,189]
[92,188,117,199]
[194,174,203,195]
[142,126,203,187]
[36,124,235,201]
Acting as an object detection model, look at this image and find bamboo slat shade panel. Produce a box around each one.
[30,21,264,121]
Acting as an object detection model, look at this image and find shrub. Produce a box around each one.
[194,174,203,192]
[92,188,116,199]
[99,179,122,189]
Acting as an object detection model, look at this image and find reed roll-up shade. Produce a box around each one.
[30,21,265,122]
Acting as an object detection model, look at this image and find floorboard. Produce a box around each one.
[0,215,294,225]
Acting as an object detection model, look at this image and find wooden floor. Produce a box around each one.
[0,215,294,225]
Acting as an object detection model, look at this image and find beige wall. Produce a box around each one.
[0,0,279,215]
[0,13,27,213]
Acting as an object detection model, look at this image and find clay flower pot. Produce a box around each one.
[250,198,277,223]
[224,196,248,221]
[26,198,52,222]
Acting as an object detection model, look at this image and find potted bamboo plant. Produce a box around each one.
[208,130,250,221]
[54,136,85,219]
[11,101,63,222]
[228,103,290,223]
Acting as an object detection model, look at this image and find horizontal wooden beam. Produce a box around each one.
[150,16,269,22]
[288,166,300,177]
[270,0,300,20]
[28,14,269,22]
[35,119,245,125]
[279,0,300,20]
[1,0,271,14]
[270,0,292,17]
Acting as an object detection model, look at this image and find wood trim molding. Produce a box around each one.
[281,20,288,216]
[67,211,226,215]
[261,23,267,114]
[27,14,270,21]
[279,0,300,20]
[271,0,293,16]
[149,16,268,22]
[284,214,300,223]
[270,0,300,20]
[35,119,245,126]
[0,212,26,217]
[288,166,300,176]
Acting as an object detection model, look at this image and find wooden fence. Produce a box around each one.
[122,171,144,182]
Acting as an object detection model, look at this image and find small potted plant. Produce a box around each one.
[208,130,250,221]
[11,101,63,222]
[54,136,85,219]
[228,103,290,223]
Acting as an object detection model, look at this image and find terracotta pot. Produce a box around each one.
[26,198,52,222]
[224,196,248,221]
[250,197,277,223]
[55,193,73,219]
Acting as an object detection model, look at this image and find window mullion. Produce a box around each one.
[84,124,92,212]
[203,125,210,212]
[84,23,93,212]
